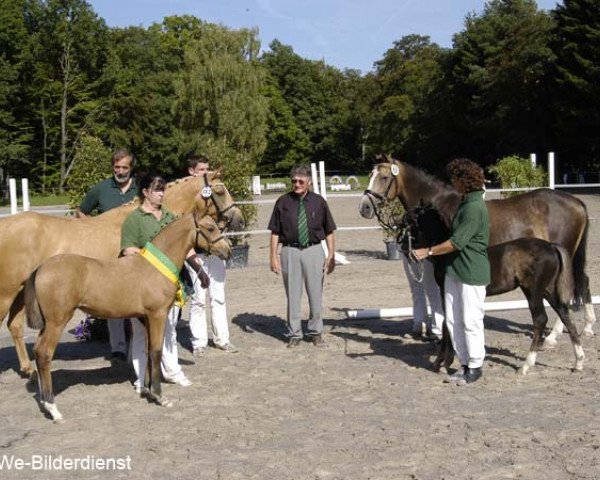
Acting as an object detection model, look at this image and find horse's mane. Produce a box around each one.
[385,157,461,224]
[107,175,199,211]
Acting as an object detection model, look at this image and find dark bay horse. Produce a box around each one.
[24,207,231,423]
[359,156,594,345]
[0,172,243,377]
[399,204,585,375]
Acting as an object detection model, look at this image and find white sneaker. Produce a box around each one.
[163,376,192,387]
[192,346,206,357]
[216,342,239,353]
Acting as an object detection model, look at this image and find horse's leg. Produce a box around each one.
[542,317,564,350]
[33,321,66,423]
[146,313,172,407]
[553,303,585,371]
[581,277,596,337]
[432,320,454,373]
[519,294,547,376]
[7,291,35,377]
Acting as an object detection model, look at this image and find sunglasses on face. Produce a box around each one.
[291,178,307,185]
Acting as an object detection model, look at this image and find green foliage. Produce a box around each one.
[377,197,405,241]
[65,134,112,208]
[551,0,600,163]
[487,155,547,197]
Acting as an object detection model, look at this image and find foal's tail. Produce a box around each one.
[24,269,45,330]
[555,245,576,307]
[572,204,590,310]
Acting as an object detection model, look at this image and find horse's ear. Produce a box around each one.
[213,168,223,179]
[375,153,389,163]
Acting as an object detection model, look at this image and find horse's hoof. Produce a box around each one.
[437,366,448,375]
[20,366,35,379]
[516,367,528,377]
[581,328,594,338]
[158,397,174,408]
[53,417,66,425]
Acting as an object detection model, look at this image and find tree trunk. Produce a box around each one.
[59,41,72,193]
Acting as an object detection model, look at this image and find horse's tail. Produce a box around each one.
[24,269,45,330]
[556,245,576,307]
[572,205,590,310]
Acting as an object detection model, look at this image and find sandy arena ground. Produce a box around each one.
[1,192,599,480]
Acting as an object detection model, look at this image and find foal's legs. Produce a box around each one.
[549,301,584,372]
[146,313,172,407]
[519,295,548,376]
[33,318,69,423]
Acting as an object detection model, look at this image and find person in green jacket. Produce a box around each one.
[413,158,490,385]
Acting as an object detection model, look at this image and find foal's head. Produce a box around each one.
[399,204,449,253]
[193,215,232,260]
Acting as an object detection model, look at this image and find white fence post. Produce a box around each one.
[21,178,30,211]
[548,152,555,190]
[9,178,18,215]
[251,175,261,195]
[318,161,327,199]
[530,153,536,167]
[310,163,320,195]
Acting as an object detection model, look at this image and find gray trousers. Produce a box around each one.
[280,244,326,338]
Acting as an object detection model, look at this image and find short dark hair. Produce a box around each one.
[187,152,210,171]
[137,172,166,199]
[446,158,485,193]
[289,164,311,179]
[112,148,135,168]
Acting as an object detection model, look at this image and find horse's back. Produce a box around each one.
[486,189,587,251]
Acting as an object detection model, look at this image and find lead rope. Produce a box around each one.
[399,227,424,284]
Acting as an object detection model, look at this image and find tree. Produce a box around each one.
[29,0,108,191]
[449,0,555,164]
[551,0,600,167]
[174,23,268,166]
[0,0,33,180]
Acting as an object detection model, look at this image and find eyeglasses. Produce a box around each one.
[291,179,307,185]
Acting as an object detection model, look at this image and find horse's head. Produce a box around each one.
[398,203,449,253]
[359,154,402,219]
[193,214,232,260]
[196,171,245,232]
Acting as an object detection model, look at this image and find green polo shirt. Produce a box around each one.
[446,190,490,286]
[120,206,177,251]
[79,177,138,215]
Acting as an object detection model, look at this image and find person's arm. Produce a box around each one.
[185,253,210,289]
[77,185,98,218]
[270,233,280,274]
[412,239,456,261]
[324,232,335,274]
[120,213,141,256]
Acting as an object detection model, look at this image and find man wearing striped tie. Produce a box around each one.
[268,164,337,348]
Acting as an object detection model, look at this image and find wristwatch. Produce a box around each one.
[428,248,433,256]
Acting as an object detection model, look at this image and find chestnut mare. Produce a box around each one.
[0,172,243,377]
[399,204,584,375]
[24,209,231,423]
[359,155,595,345]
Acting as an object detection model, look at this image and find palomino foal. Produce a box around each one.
[24,211,231,423]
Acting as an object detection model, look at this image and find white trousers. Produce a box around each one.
[402,257,444,336]
[444,274,486,369]
[130,305,186,388]
[108,318,127,354]
[186,254,229,349]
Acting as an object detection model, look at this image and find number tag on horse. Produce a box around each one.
[201,186,212,199]
[391,164,400,176]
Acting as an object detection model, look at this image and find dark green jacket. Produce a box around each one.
[446,190,490,286]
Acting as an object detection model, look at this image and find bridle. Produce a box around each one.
[398,209,425,283]
[363,162,399,232]
[201,173,238,227]
[193,212,225,255]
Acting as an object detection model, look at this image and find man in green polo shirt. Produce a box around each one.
[76,149,138,217]
[76,149,138,361]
